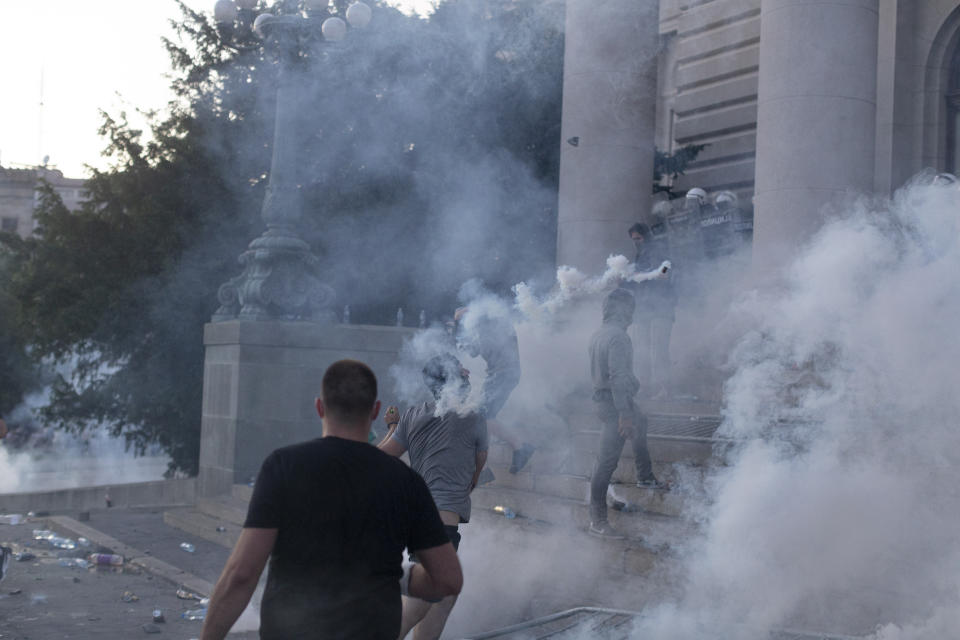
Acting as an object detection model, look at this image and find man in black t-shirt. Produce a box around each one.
[200,360,462,640]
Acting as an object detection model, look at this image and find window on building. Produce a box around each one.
[1,217,18,233]
[947,44,960,173]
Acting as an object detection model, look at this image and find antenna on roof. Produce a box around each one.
[37,65,45,169]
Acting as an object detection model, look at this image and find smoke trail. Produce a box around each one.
[514,254,670,321]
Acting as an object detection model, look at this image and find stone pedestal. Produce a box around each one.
[753,0,880,275]
[199,321,415,496]
[556,0,659,272]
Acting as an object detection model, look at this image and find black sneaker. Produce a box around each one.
[0,546,11,583]
[588,521,625,540]
[636,476,669,491]
[509,443,536,474]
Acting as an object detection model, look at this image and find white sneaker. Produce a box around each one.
[588,521,625,540]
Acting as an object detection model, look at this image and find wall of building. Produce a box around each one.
[656,0,960,203]
[658,0,761,206]
[0,166,86,237]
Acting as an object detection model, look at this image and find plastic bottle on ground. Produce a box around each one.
[49,536,77,550]
[181,608,207,621]
[88,553,124,566]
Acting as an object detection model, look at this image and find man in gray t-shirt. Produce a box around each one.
[379,354,488,640]
[389,403,488,523]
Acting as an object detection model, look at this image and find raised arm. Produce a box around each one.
[377,405,407,456]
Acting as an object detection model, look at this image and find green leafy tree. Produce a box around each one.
[1,0,565,473]
[0,236,42,419]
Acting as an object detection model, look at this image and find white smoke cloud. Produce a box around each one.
[628,178,960,639]
[0,369,171,495]
[389,253,643,423]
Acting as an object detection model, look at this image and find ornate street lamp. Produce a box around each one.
[211,0,372,322]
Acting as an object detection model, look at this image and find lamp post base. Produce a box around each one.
[214,228,336,322]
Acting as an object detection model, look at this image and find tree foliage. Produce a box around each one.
[0,236,42,418]
[1,0,703,472]
[0,0,565,473]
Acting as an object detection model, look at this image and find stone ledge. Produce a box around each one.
[0,478,196,514]
[204,321,416,351]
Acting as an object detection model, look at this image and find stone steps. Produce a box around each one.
[167,412,720,580]
[232,484,253,502]
[163,506,242,549]
[163,488,252,550]
[487,422,725,478]
[170,481,686,578]
[472,482,694,548]
[197,494,249,525]
[472,508,665,579]
[480,461,689,518]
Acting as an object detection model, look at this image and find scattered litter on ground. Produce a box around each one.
[121,590,140,602]
[57,558,91,569]
[0,514,24,525]
[176,587,202,600]
[493,505,517,519]
[181,607,207,621]
[152,607,165,623]
[179,542,196,553]
[89,553,124,566]
[49,536,77,550]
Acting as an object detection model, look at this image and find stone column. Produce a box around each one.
[556,0,659,272]
[753,0,879,274]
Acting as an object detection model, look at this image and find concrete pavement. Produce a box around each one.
[0,508,258,640]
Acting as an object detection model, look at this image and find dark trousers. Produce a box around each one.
[589,400,653,524]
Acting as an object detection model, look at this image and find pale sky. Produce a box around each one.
[0,0,432,178]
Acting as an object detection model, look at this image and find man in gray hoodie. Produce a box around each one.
[588,288,664,539]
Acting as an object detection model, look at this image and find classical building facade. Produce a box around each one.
[0,166,86,237]
[559,0,960,273]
